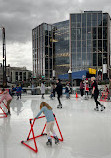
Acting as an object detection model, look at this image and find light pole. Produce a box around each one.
[0,27,6,87]
[68,69,72,86]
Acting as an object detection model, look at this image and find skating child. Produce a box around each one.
[84,80,89,99]
[33,102,59,146]
[0,88,12,115]
[16,84,22,100]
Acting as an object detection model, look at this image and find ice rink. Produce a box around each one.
[0,94,111,158]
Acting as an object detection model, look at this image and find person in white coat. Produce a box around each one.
[41,81,45,99]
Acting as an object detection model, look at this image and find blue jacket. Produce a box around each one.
[16,86,22,93]
[35,106,54,122]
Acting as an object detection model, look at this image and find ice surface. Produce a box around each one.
[0,94,111,158]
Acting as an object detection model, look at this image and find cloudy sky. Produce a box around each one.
[0,0,111,70]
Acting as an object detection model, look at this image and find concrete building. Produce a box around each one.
[6,65,32,83]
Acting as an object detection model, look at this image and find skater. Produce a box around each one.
[41,81,45,99]
[55,79,62,108]
[109,78,111,101]
[84,80,89,99]
[10,85,16,97]
[50,83,54,99]
[0,89,12,115]
[80,80,84,99]
[65,83,70,99]
[52,83,56,97]
[16,84,22,100]
[33,102,59,146]
[91,77,105,111]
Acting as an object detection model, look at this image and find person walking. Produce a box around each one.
[91,77,105,111]
[33,102,59,146]
[55,79,62,108]
[41,81,45,99]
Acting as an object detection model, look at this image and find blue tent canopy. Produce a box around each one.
[58,70,88,80]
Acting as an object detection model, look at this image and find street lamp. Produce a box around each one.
[0,26,6,87]
[68,69,72,86]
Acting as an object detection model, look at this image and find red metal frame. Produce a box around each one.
[100,92,109,102]
[0,101,8,118]
[21,114,63,153]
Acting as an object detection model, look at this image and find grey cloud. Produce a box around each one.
[0,0,111,43]
[0,0,111,70]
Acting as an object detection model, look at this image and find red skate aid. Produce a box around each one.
[0,101,8,118]
[21,114,63,153]
[100,92,109,102]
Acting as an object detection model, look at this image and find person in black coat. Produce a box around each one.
[91,77,105,111]
[55,79,62,108]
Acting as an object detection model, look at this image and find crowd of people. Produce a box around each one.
[0,77,111,146]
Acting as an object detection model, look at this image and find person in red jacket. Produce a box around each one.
[0,88,12,115]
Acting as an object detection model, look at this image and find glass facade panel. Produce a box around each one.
[98,13,102,26]
[71,28,76,40]
[103,27,107,39]
[103,14,108,26]
[98,27,102,39]
[82,14,86,27]
[82,28,86,40]
[92,13,97,26]
[92,27,97,39]
[98,53,102,66]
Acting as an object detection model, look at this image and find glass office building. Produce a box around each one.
[32,23,55,78]
[32,11,110,79]
[70,11,110,77]
[53,20,70,76]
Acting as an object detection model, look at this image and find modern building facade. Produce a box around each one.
[32,11,110,79]
[70,11,110,78]
[53,20,70,76]
[32,23,55,79]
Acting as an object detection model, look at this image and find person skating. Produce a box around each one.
[16,84,22,100]
[55,79,62,108]
[91,77,105,111]
[80,80,84,99]
[41,81,45,99]
[33,102,59,146]
[0,88,12,115]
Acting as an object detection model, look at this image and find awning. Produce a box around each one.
[58,70,88,80]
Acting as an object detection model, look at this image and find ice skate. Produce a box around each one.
[46,139,52,146]
[57,104,62,108]
[54,136,59,144]
[101,106,106,111]
[8,111,11,115]
[94,107,99,111]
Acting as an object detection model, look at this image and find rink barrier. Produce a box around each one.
[0,101,8,118]
[21,114,63,153]
[100,92,109,102]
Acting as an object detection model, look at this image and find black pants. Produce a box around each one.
[57,94,61,105]
[94,94,102,108]
[80,89,84,97]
